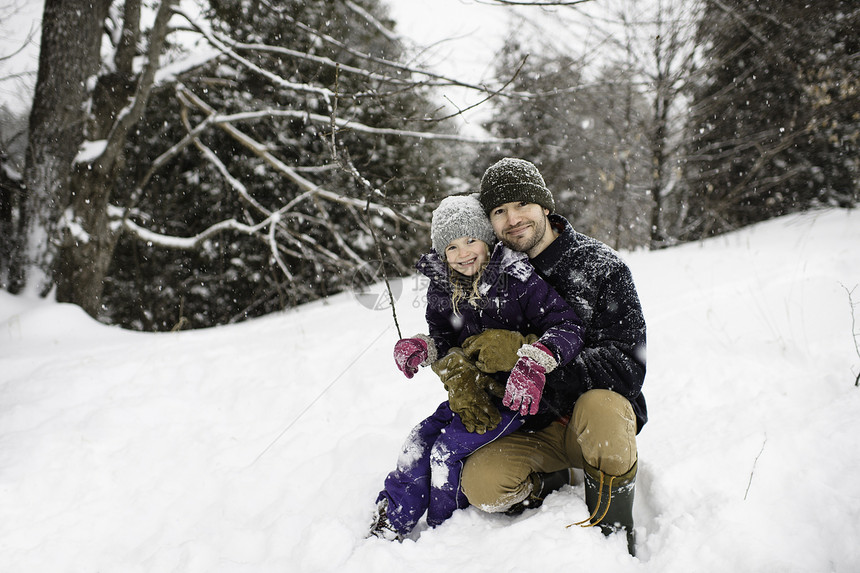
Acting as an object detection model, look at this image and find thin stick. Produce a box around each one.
[327,64,402,339]
[841,283,860,386]
[744,434,767,500]
[365,195,402,339]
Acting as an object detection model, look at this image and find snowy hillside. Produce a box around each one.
[1,208,859,572]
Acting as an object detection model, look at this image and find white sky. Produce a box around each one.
[386,0,514,81]
[385,0,568,130]
[0,0,44,112]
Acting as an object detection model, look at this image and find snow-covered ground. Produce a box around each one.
[2,208,859,572]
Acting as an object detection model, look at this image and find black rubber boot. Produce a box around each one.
[581,461,637,556]
[505,468,575,515]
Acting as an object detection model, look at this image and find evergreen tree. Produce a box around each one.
[99,0,465,330]
[682,0,859,238]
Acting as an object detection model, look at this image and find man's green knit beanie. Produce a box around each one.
[479,158,555,214]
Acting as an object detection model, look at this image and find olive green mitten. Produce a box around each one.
[461,329,539,373]
[447,374,502,434]
[432,349,502,434]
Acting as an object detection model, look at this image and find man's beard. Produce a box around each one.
[501,216,547,254]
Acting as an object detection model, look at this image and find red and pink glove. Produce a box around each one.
[393,337,430,379]
[504,342,557,415]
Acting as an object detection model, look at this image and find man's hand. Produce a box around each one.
[448,376,502,434]
[461,329,539,373]
[432,349,502,433]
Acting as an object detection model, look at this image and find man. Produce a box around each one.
[455,158,647,556]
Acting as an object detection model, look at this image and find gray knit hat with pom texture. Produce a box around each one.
[479,157,555,214]
[431,194,497,255]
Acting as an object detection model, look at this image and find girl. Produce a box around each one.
[369,194,584,541]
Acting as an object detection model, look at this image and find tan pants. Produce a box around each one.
[461,389,638,512]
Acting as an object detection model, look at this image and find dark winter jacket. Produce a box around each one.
[416,243,585,405]
[529,215,648,432]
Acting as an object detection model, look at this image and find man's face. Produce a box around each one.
[488,201,552,257]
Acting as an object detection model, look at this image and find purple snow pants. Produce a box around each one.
[376,400,525,535]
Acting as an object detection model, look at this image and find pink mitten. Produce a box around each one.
[393,337,429,379]
[503,342,556,415]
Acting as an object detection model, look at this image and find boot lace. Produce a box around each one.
[566,470,616,528]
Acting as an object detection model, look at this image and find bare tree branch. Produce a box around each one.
[212,108,518,145]
[841,283,860,387]
[256,0,529,99]
[100,0,177,169]
[176,8,335,102]
[120,213,266,250]
[344,0,401,44]
[174,85,431,228]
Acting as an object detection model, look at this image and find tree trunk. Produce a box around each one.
[15,0,175,318]
[53,153,123,316]
[0,151,24,282]
[13,0,112,295]
[649,94,669,250]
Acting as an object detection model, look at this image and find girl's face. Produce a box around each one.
[445,237,489,277]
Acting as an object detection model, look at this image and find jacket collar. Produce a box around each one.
[416,242,532,293]
[530,214,576,273]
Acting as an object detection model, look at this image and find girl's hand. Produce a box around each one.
[393,337,429,379]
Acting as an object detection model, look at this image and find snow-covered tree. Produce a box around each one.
[4,0,512,327]
[102,0,478,329]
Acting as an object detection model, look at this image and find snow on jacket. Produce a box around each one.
[416,242,585,409]
[529,214,648,432]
